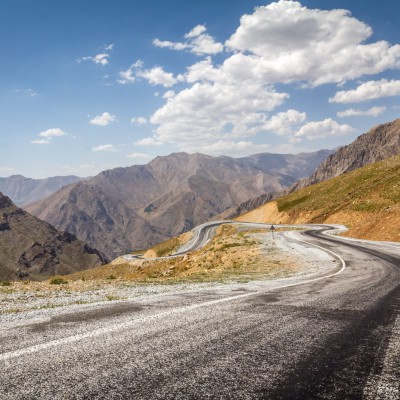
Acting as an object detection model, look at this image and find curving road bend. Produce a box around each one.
[1,225,399,399]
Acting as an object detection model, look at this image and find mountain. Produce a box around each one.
[237,154,400,242]
[0,175,83,206]
[226,118,400,219]
[0,192,107,281]
[291,118,400,191]
[25,151,331,259]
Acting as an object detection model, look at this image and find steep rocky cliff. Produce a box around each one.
[0,192,107,281]
[291,119,400,192]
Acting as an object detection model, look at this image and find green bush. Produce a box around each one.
[0,281,12,286]
[50,277,68,285]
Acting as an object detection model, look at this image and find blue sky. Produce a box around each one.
[1,0,399,178]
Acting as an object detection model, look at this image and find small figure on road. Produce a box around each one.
[270,224,276,239]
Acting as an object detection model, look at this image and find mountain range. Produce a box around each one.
[0,192,106,281]
[0,175,83,206]
[227,118,400,219]
[25,150,331,259]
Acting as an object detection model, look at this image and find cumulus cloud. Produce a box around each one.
[31,128,66,145]
[135,137,164,146]
[77,53,110,66]
[149,81,288,148]
[118,60,177,87]
[92,144,117,152]
[137,66,177,87]
[131,117,147,125]
[263,110,307,136]
[330,79,400,103]
[39,128,66,138]
[89,112,117,126]
[224,1,400,86]
[337,106,386,118]
[123,1,400,156]
[294,119,356,140]
[153,24,223,55]
[77,44,114,66]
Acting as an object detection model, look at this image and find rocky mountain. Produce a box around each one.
[0,175,83,206]
[291,118,400,191]
[25,150,331,259]
[237,153,400,243]
[0,192,107,281]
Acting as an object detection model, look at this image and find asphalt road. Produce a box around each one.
[1,226,399,399]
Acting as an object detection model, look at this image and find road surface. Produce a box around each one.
[1,225,399,399]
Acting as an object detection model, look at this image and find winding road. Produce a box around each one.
[1,224,399,399]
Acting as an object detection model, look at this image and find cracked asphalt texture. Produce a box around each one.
[1,227,399,399]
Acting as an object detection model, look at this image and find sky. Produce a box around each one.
[0,0,399,178]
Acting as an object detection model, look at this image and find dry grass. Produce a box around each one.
[238,154,400,242]
[67,224,302,284]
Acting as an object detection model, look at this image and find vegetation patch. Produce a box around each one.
[49,277,68,285]
[68,224,301,284]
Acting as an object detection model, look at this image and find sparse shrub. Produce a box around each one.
[106,295,120,301]
[50,277,68,285]
[0,281,12,286]
[106,274,117,280]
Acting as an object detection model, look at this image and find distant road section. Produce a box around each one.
[1,224,399,399]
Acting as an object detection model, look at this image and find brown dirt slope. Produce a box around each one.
[237,154,400,242]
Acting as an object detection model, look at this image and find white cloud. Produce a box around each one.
[224,1,400,86]
[31,139,51,145]
[152,39,188,51]
[149,81,288,149]
[185,25,207,39]
[153,24,223,56]
[295,119,356,140]
[124,1,400,155]
[131,117,147,125]
[263,109,307,136]
[127,152,151,159]
[135,137,164,146]
[137,66,177,87]
[117,60,176,87]
[31,128,66,144]
[330,79,400,103]
[337,106,386,118]
[16,88,38,97]
[77,53,110,66]
[39,128,66,138]
[92,144,118,152]
[117,61,143,84]
[104,44,114,51]
[163,90,175,99]
[89,112,117,126]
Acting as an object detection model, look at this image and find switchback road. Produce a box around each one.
[1,225,399,399]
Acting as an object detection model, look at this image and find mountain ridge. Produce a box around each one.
[0,192,107,281]
[0,174,84,206]
[26,150,331,259]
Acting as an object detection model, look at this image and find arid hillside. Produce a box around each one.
[26,150,330,259]
[237,154,400,242]
[0,192,107,281]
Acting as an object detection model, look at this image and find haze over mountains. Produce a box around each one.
[0,192,106,281]
[26,150,331,259]
[0,175,83,206]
